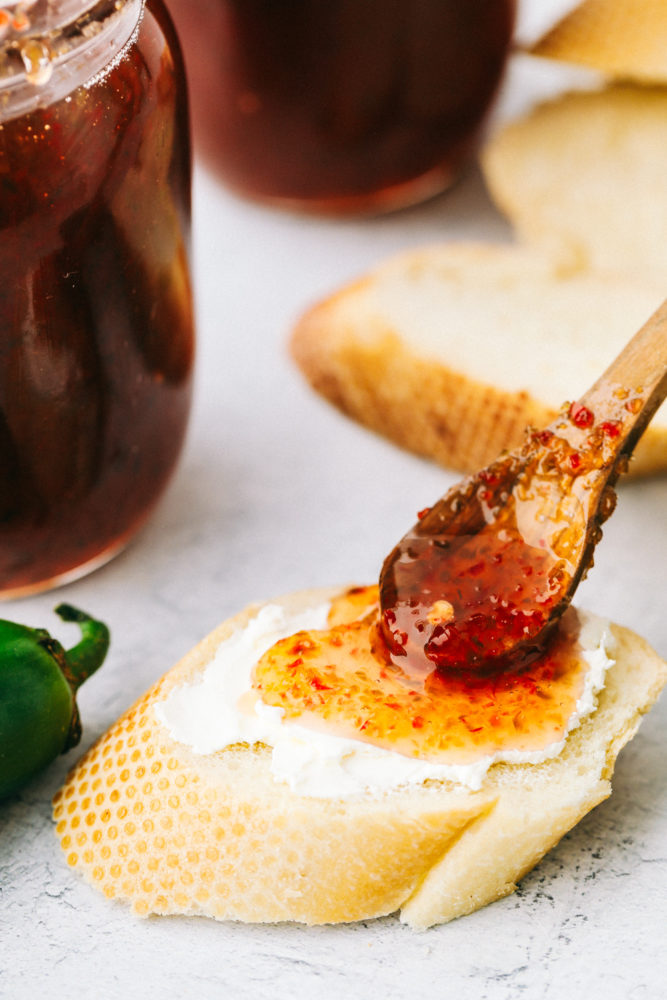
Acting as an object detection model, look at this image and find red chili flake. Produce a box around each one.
[309,676,332,691]
[569,451,582,471]
[417,507,431,520]
[11,11,30,31]
[411,716,425,729]
[460,715,483,734]
[569,402,595,428]
[385,701,402,711]
[600,420,621,438]
[518,674,538,695]
[290,640,314,655]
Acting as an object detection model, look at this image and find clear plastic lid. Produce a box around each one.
[0,0,143,118]
[0,1,99,36]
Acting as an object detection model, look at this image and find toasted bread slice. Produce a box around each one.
[290,243,667,477]
[53,587,667,929]
[528,0,667,84]
[482,84,667,282]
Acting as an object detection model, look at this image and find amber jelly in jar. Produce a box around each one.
[165,0,515,214]
[0,0,195,598]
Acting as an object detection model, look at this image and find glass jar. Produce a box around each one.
[165,0,515,214]
[0,0,195,598]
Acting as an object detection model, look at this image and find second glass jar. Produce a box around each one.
[166,0,516,214]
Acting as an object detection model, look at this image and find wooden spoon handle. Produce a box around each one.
[578,297,667,453]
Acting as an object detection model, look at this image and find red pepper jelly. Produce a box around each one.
[252,586,597,765]
[165,0,515,214]
[378,465,568,681]
[0,0,194,597]
[378,401,624,681]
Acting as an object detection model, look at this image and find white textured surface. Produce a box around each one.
[2,41,667,1000]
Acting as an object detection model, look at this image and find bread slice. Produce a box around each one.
[482,84,667,282]
[528,0,667,83]
[53,586,667,929]
[290,243,667,478]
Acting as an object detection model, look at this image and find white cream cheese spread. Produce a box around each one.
[154,601,616,798]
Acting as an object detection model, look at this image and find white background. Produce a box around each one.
[2,12,666,1000]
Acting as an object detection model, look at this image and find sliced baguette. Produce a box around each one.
[53,586,667,930]
[528,0,667,83]
[290,243,667,478]
[482,84,667,281]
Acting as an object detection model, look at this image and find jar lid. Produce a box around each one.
[0,1,97,37]
[0,0,143,118]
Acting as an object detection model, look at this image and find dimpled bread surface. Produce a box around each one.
[52,594,494,926]
[54,589,667,929]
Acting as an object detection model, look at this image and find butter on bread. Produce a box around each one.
[528,0,667,84]
[290,243,667,478]
[53,587,667,929]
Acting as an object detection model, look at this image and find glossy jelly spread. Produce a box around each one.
[157,393,642,792]
[156,591,614,797]
[249,396,640,773]
[252,586,610,767]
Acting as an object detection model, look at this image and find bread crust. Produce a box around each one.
[53,588,667,929]
[293,289,547,478]
[528,0,667,83]
[290,245,667,478]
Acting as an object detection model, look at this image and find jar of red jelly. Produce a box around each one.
[165,0,515,214]
[0,0,195,597]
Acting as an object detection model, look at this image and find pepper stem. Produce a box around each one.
[55,604,110,691]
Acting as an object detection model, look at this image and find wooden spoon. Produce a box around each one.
[378,300,667,679]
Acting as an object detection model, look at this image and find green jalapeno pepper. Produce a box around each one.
[0,604,109,800]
